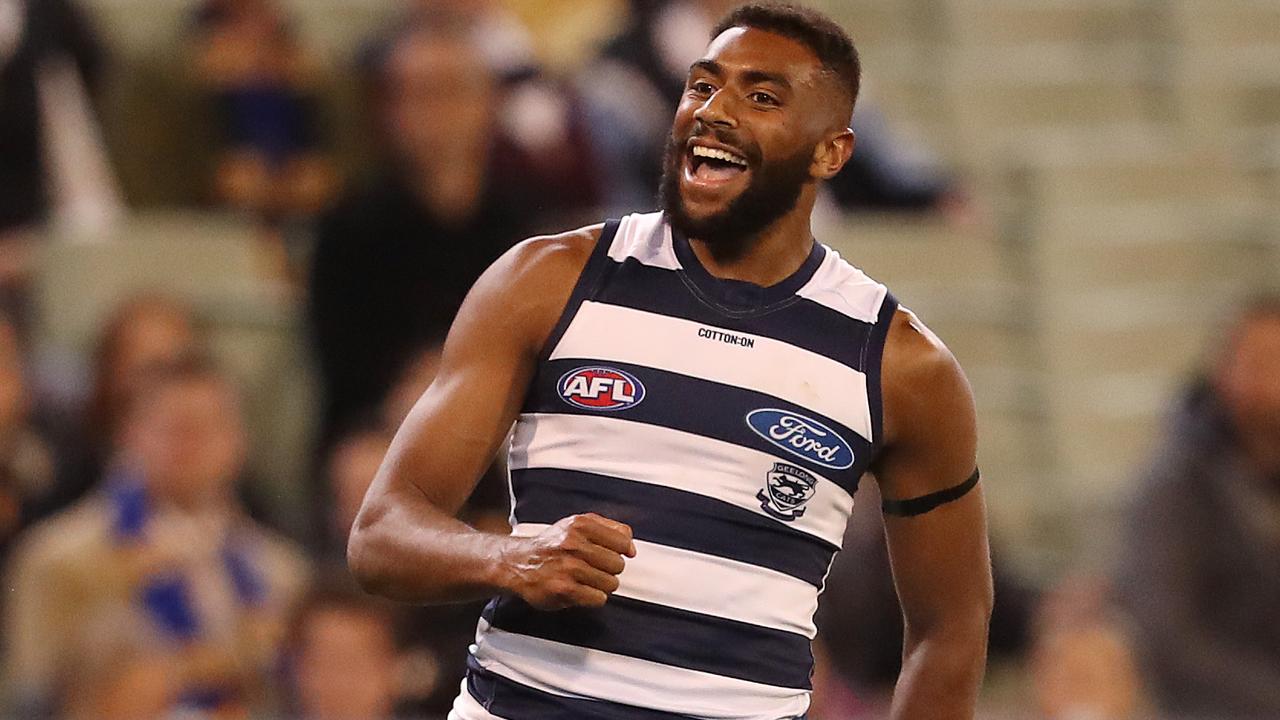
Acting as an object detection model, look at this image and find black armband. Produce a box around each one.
[881,468,980,517]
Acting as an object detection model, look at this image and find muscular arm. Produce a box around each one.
[873,310,993,720]
[347,226,635,607]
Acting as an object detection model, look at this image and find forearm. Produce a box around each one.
[891,617,989,720]
[347,488,515,605]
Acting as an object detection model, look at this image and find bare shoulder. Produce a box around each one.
[883,307,963,384]
[880,307,975,448]
[456,223,605,359]
[503,223,604,288]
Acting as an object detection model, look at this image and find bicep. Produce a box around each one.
[873,312,991,630]
[366,255,539,516]
[360,234,591,517]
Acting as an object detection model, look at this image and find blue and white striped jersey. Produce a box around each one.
[450,212,899,720]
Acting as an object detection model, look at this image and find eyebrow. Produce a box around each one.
[690,60,793,92]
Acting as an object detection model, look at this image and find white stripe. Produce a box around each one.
[509,413,852,549]
[607,212,680,270]
[551,301,873,442]
[447,678,505,720]
[472,619,812,719]
[795,247,888,324]
[513,523,818,638]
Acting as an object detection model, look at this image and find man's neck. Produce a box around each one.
[148,486,235,520]
[687,204,816,288]
[407,158,486,227]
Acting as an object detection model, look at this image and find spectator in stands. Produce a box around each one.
[0,0,110,324]
[191,0,337,219]
[1115,296,1280,717]
[282,582,400,720]
[59,295,200,502]
[363,1,602,226]
[308,22,535,449]
[3,356,310,718]
[578,0,961,216]
[1029,576,1146,720]
[0,312,58,566]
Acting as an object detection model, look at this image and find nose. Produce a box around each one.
[693,89,737,129]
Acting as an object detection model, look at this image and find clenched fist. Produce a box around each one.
[499,513,637,610]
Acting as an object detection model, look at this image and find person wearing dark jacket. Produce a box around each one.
[307,22,534,450]
[1115,297,1280,717]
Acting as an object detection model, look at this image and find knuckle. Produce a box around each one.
[550,580,576,601]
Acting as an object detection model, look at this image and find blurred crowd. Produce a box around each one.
[1,0,1277,718]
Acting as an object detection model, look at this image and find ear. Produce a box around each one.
[811,128,856,180]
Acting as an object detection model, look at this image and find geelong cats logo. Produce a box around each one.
[557,367,646,411]
[758,462,819,521]
[746,409,854,470]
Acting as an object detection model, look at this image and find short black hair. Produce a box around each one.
[712,3,861,112]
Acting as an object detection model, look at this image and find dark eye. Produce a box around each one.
[750,91,779,106]
[690,80,717,96]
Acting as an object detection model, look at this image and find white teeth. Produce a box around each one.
[692,145,748,167]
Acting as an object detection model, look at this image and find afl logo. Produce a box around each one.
[746,409,854,470]
[558,366,646,411]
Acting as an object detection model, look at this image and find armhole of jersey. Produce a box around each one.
[533,219,622,364]
[864,290,899,455]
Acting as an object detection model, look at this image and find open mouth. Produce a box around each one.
[685,143,751,187]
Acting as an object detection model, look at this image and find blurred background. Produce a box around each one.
[1,0,1278,718]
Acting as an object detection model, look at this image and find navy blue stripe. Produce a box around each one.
[594,257,875,372]
[528,359,873,491]
[484,595,813,690]
[865,291,898,456]
[511,468,838,587]
[466,659,696,720]
[534,219,623,363]
[669,225,827,313]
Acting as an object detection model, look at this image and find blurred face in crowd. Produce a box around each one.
[661,27,853,249]
[94,297,198,445]
[294,606,398,720]
[103,301,197,393]
[1216,311,1280,457]
[123,374,247,507]
[382,29,495,173]
[329,430,392,540]
[1032,623,1142,720]
[0,317,27,436]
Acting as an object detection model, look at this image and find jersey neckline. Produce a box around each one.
[669,224,826,316]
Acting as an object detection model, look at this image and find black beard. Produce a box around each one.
[659,133,812,254]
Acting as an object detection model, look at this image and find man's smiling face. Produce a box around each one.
[660,26,851,248]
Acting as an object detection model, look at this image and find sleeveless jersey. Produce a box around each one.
[451,212,899,720]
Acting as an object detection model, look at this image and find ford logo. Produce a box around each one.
[746,409,854,470]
